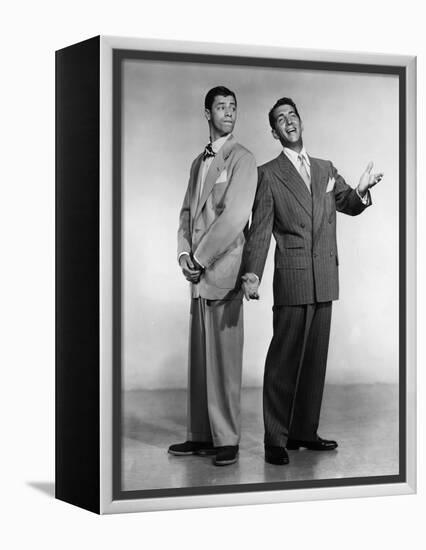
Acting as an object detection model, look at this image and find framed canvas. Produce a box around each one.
[55,35,416,514]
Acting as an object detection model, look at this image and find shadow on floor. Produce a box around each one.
[27,481,55,498]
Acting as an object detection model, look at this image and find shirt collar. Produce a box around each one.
[283,146,310,166]
[210,133,232,154]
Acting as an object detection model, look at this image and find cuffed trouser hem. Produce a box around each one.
[212,435,240,447]
[187,432,239,447]
[187,431,213,443]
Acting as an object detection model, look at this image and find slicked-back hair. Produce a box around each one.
[204,86,237,111]
[268,97,300,129]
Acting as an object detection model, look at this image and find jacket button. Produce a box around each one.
[301,222,306,228]
[330,251,334,256]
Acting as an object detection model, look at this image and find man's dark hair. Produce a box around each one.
[204,86,237,111]
[268,97,300,129]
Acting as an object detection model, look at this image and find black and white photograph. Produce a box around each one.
[4,0,425,546]
[113,46,406,499]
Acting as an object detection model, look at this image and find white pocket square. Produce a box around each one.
[326,177,335,193]
[215,169,227,184]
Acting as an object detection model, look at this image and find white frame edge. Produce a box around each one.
[405,55,417,494]
[99,35,417,514]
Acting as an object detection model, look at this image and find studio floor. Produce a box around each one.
[122,384,399,491]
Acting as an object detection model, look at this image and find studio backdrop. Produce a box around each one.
[122,59,399,390]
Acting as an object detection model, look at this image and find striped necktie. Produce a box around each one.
[298,153,311,192]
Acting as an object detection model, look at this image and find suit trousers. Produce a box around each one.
[263,302,332,446]
[187,297,243,446]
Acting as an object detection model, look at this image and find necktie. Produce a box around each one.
[203,142,216,161]
[298,154,311,191]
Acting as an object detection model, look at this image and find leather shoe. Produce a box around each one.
[286,436,338,451]
[168,440,216,456]
[265,445,289,465]
[214,445,239,466]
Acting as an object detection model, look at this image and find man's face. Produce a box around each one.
[205,95,237,140]
[271,103,303,148]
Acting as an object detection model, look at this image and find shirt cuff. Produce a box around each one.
[356,187,370,205]
[192,254,204,270]
[244,273,259,283]
[178,252,205,270]
[178,251,190,263]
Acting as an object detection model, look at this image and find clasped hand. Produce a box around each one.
[180,254,203,283]
[241,273,260,300]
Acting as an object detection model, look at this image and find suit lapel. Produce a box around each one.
[310,157,324,238]
[274,152,312,216]
[194,135,235,221]
[190,154,203,223]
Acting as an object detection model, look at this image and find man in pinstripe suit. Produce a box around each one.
[242,97,383,465]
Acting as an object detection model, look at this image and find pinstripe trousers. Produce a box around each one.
[263,301,332,447]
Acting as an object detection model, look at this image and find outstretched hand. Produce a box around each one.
[179,254,202,283]
[242,273,260,301]
[358,161,383,196]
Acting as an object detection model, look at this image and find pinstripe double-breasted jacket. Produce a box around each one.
[243,152,371,306]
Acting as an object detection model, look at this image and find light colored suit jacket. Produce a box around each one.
[178,135,257,300]
[244,152,371,305]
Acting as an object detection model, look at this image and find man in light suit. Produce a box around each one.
[242,97,383,465]
[168,86,257,466]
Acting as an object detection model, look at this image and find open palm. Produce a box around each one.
[358,161,384,195]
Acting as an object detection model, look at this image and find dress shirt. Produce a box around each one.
[199,134,231,199]
[179,134,232,268]
[283,146,311,179]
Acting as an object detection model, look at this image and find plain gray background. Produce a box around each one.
[122,59,399,390]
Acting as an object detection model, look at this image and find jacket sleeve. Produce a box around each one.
[177,162,196,260]
[331,161,372,216]
[193,152,258,268]
[242,167,274,281]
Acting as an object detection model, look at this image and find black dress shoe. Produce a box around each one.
[168,440,216,456]
[265,445,290,465]
[286,436,338,451]
[214,445,239,466]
